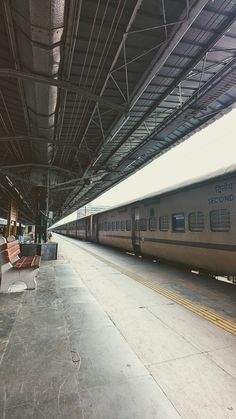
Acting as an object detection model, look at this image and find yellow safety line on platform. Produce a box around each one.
[131,278,236,336]
[66,238,236,337]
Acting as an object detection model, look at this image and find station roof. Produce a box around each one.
[0,0,236,223]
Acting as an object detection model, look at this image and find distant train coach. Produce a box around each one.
[54,166,236,284]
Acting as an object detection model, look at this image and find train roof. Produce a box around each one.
[56,165,236,226]
[97,164,236,216]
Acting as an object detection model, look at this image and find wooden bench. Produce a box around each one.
[0,240,41,292]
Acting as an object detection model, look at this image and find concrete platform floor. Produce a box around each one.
[0,234,235,418]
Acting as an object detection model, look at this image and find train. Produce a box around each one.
[54,165,236,284]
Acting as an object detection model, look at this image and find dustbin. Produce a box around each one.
[37,242,58,260]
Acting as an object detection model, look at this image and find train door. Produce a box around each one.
[92,216,99,242]
[84,219,87,240]
[86,217,90,240]
[131,207,141,254]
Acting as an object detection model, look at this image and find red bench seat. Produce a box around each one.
[13,255,41,270]
[0,240,41,292]
[1,240,20,262]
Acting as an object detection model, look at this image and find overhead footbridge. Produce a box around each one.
[0,0,236,225]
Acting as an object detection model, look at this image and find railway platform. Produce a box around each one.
[0,234,236,419]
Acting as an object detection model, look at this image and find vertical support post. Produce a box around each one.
[35,171,50,243]
[44,169,50,242]
[6,199,18,239]
[13,221,17,237]
[123,39,129,103]
[6,201,11,238]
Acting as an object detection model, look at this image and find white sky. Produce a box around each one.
[57,108,236,226]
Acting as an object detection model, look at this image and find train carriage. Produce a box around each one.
[54,166,236,283]
[98,207,133,252]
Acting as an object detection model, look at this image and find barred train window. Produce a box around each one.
[121,221,125,231]
[112,221,115,231]
[140,218,147,231]
[210,209,230,232]
[126,220,131,231]
[172,213,185,232]
[108,222,111,231]
[159,215,169,231]
[150,208,155,217]
[149,217,157,231]
[189,212,204,232]
[116,221,120,231]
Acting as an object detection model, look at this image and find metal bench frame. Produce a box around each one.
[0,240,41,292]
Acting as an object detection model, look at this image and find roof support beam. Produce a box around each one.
[0,69,126,114]
[82,0,209,175]
[0,169,83,190]
[50,177,83,189]
[0,136,93,153]
[101,5,236,165]
[73,0,144,161]
[53,0,83,164]
[121,58,236,166]
[0,170,37,187]
[0,136,56,144]
[0,163,78,177]
[0,175,35,217]
[2,0,31,135]
[129,0,209,110]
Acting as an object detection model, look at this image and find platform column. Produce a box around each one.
[13,221,17,237]
[35,193,47,243]
[6,200,18,239]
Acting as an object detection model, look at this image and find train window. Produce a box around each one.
[112,221,115,231]
[126,220,131,231]
[210,209,230,232]
[104,221,107,231]
[159,215,169,231]
[172,213,185,232]
[108,222,111,231]
[149,217,157,231]
[189,212,204,231]
[116,221,120,231]
[121,221,125,231]
[135,219,139,231]
[140,218,147,231]
[150,208,155,217]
